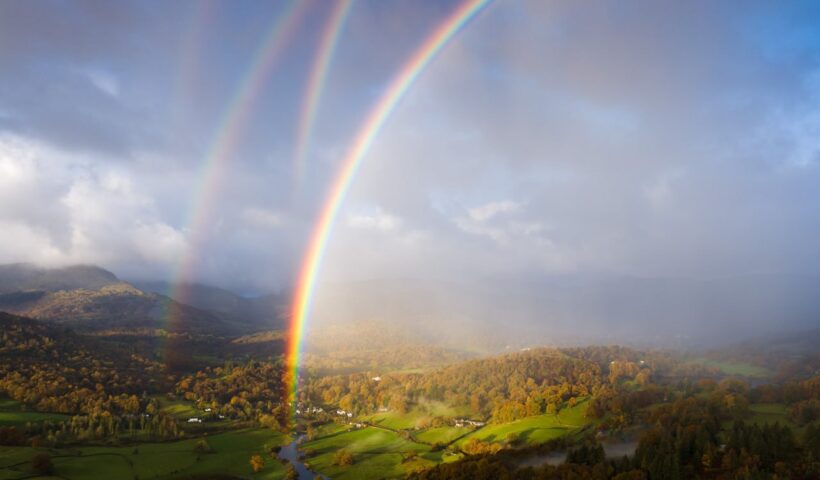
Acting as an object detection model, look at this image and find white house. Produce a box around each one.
[187,418,202,423]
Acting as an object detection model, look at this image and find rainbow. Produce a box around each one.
[292,0,353,187]
[165,1,309,336]
[286,0,492,403]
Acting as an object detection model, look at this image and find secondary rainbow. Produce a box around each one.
[286,0,492,402]
[293,0,353,187]
[166,1,309,330]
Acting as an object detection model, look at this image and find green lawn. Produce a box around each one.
[414,426,472,445]
[688,358,770,378]
[363,410,424,430]
[0,428,287,480]
[749,403,791,425]
[302,426,432,479]
[154,396,203,419]
[456,398,590,447]
[362,401,469,431]
[0,398,68,427]
[746,403,805,433]
[718,403,815,440]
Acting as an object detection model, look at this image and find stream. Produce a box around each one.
[278,435,326,480]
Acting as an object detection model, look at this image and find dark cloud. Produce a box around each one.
[0,0,818,323]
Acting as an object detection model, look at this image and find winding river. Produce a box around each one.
[278,435,326,480]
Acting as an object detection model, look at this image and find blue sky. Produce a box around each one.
[1,0,820,296]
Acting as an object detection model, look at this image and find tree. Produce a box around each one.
[285,462,298,480]
[333,449,355,466]
[194,439,211,453]
[31,453,53,475]
[250,454,265,473]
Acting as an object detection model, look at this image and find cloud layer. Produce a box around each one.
[1,0,819,309]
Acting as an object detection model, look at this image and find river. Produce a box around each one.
[277,435,326,480]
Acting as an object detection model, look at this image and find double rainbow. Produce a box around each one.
[286,0,492,404]
[292,0,353,187]
[166,0,309,334]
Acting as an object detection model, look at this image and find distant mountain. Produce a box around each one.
[132,281,287,331]
[0,263,119,293]
[0,264,241,335]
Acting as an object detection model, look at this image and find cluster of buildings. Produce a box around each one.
[453,418,485,428]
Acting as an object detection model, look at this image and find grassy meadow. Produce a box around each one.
[0,428,287,480]
[301,425,435,479]
[688,357,770,378]
[456,398,590,447]
[0,398,68,428]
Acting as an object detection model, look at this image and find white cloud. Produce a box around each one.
[84,69,120,97]
[241,207,283,229]
[467,200,521,222]
[347,208,401,231]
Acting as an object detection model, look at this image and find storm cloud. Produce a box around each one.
[1,0,819,322]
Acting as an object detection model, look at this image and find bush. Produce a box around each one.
[333,449,355,466]
[31,453,53,475]
[250,454,265,472]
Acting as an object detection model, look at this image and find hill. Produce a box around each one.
[131,281,287,331]
[0,263,119,293]
[0,264,238,335]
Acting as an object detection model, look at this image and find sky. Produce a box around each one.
[1,0,820,299]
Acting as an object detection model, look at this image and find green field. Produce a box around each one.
[456,398,590,447]
[716,403,818,440]
[748,403,791,425]
[0,398,68,427]
[154,395,203,419]
[302,425,435,479]
[0,428,287,480]
[414,426,472,445]
[688,358,770,378]
[363,401,469,431]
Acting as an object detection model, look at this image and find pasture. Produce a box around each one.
[0,428,287,480]
[301,425,432,479]
[0,398,67,427]
[456,398,590,447]
[688,358,770,378]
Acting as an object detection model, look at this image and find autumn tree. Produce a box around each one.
[250,454,265,472]
[333,449,355,466]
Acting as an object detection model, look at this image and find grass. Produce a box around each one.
[302,425,432,479]
[746,403,806,434]
[718,403,815,440]
[748,403,791,425]
[0,428,287,480]
[414,426,472,445]
[154,395,202,419]
[688,357,770,378]
[456,398,590,447]
[0,398,68,427]
[362,401,470,431]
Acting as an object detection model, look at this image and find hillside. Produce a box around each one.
[0,312,169,410]
[0,264,243,335]
[133,280,287,331]
[0,263,119,293]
